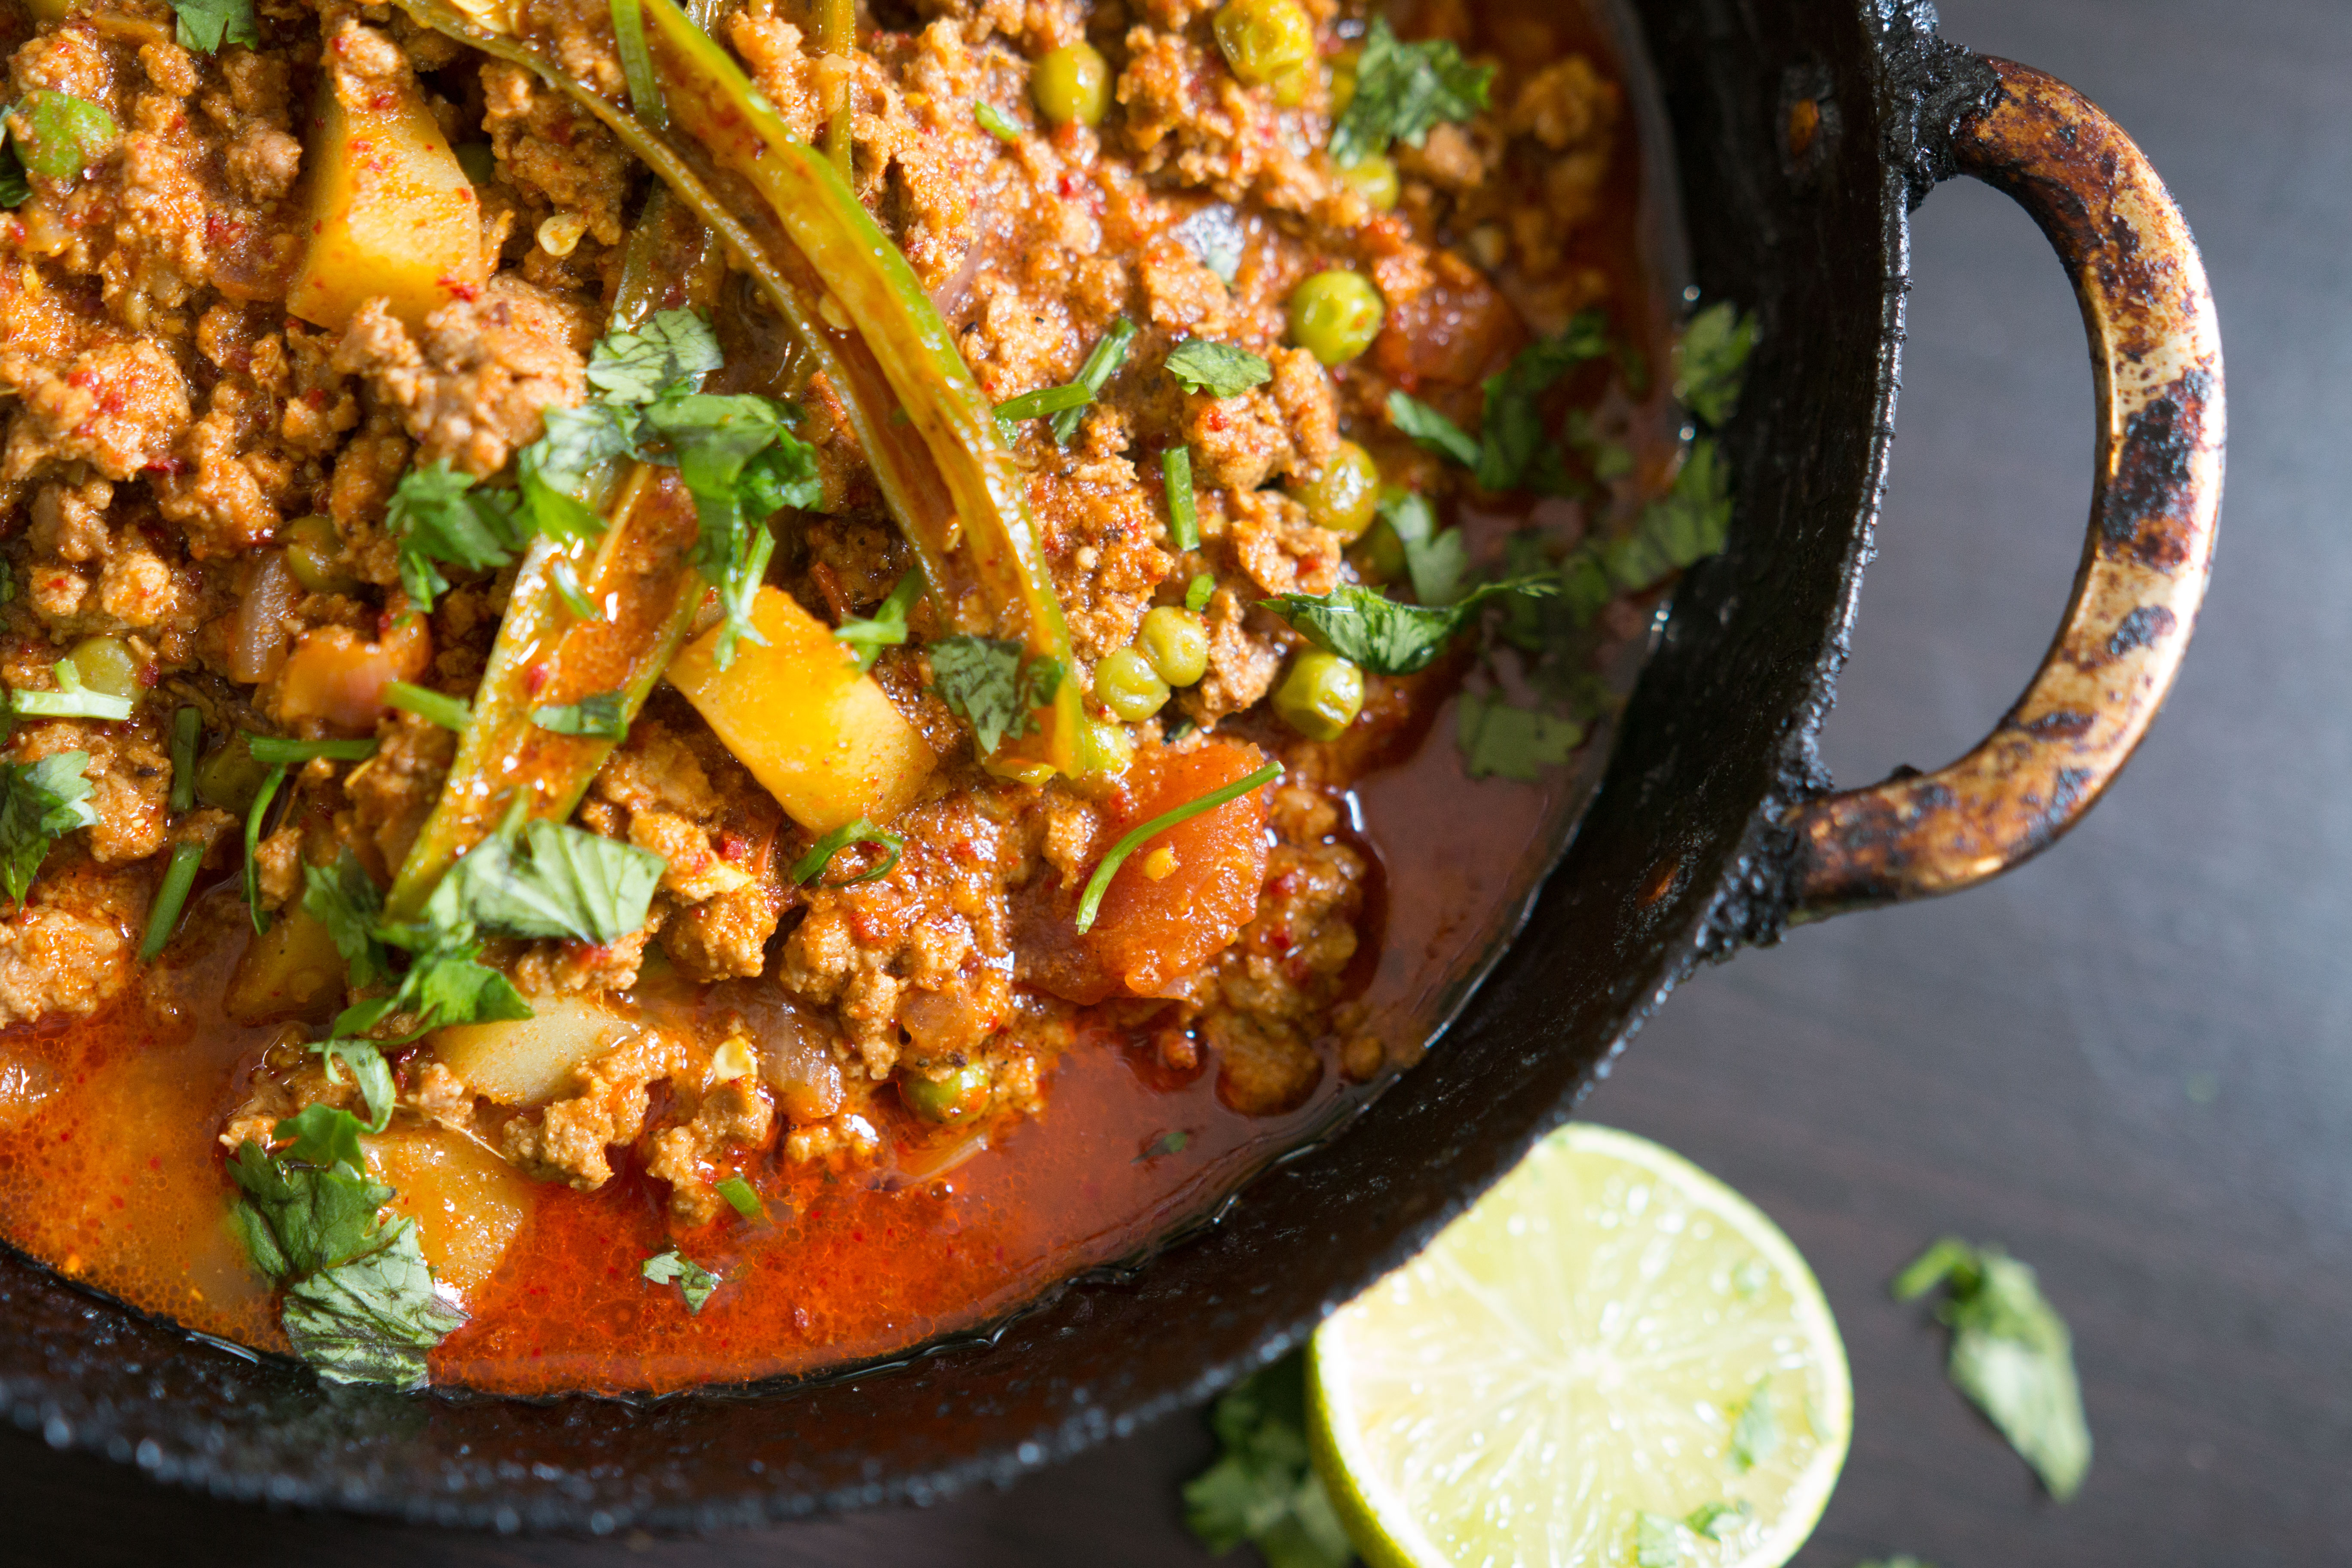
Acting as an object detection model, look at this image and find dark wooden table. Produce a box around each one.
[18,0,2346,1561]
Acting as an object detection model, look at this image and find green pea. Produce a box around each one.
[900,1061,992,1124]
[1268,58,1319,108]
[1075,713,1135,778]
[1287,269,1385,366]
[1337,153,1399,211]
[66,635,138,699]
[281,514,356,596]
[11,91,117,183]
[1328,43,1361,116]
[1289,440,1382,540]
[1032,42,1111,127]
[1213,0,1315,86]
[1137,606,1210,688]
[1093,647,1170,722]
[1273,649,1363,740]
[196,735,271,815]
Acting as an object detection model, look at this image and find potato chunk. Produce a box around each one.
[361,1127,534,1296]
[432,994,640,1106]
[287,74,487,331]
[666,585,934,834]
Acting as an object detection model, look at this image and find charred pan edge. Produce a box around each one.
[1776,56,2224,919]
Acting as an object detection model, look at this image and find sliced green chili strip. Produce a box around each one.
[168,706,201,814]
[245,734,379,766]
[1073,760,1281,933]
[791,818,905,886]
[716,1175,762,1219]
[609,0,667,130]
[385,681,473,732]
[244,764,287,934]
[1164,447,1199,551]
[138,839,204,962]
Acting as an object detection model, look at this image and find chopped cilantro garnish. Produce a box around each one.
[310,1038,397,1131]
[1074,760,1280,933]
[929,636,1065,757]
[245,734,379,766]
[1684,1501,1751,1541]
[1375,490,1467,606]
[1635,1512,1681,1568]
[974,100,1022,142]
[792,818,905,886]
[1164,446,1200,551]
[1893,1237,2092,1501]
[529,691,627,738]
[833,570,924,673]
[229,1106,465,1389]
[386,462,527,613]
[1136,1129,1190,1162]
[11,657,132,720]
[1386,389,1479,467]
[1184,572,1215,612]
[430,808,665,949]
[1473,311,1610,492]
[1456,691,1582,781]
[1261,579,1550,676]
[639,391,816,668]
[716,1175,763,1219]
[584,309,725,404]
[1602,438,1731,592]
[168,0,260,53]
[1165,339,1271,398]
[303,852,395,990]
[643,1248,720,1313]
[1182,1353,1352,1568]
[1675,300,1758,427]
[1327,18,1494,167]
[385,680,472,732]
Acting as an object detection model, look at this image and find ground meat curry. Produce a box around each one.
[0,0,1736,1392]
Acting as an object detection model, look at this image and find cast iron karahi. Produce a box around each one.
[0,0,2221,1530]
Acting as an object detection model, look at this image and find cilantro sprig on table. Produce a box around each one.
[1182,1353,1353,1568]
[1328,18,1494,167]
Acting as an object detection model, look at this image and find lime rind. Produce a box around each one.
[1310,1124,1852,1568]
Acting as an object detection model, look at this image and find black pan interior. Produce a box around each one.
[0,0,1992,1530]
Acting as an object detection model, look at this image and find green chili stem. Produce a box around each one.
[385,681,474,732]
[138,839,204,962]
[1072,760,1281,934]
[244,764,287,934]
[245,733,379,766]
[1164,447,1199,551]
[168,706,201,814]
[609,0,667,129]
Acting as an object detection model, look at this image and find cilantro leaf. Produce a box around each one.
[1456,691,1582,781]
[929,636,1063,756]
[1473,311,1609,492]
[1260,579,1550,676]
[310,1039,396,1131]
[432,814,664,948]
[642,1248,720,1313]
[0,750,95,902]
[1328,18,1494,166]
[640,392,813,668]
[1684,1501,1751,1541]
[1893,1237,2092,1501]
[1603,438,1731,591]
[386,461,527,612]
[1675,300,1758,427]
[833,571,923,673]
[229,1109,465,1390]
[1181,1354,1353,1568]
[1165,339,1271,398]
[529,691,628,738]
[518,402,632,518]
[584,308,724,405]
[168,0,259,52]
[1387,389,1479,467]
[1728,1380,1778,1472]
[302,852,394,989]
[1375,490,1466,606]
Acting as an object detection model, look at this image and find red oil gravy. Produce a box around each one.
[0,0,1676,1396]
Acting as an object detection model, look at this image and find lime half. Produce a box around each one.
[1309,1124,1851,1568]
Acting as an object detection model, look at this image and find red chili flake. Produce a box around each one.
[349,138,372,155]
[303,387,328,409]
[1058,171,1084,199]
[369,92,395,112]
[717,830,751,862]
[140,457,189,478]
[1265,870,1298,899]
[436,276,480,302]
[1203,407,1228,431]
